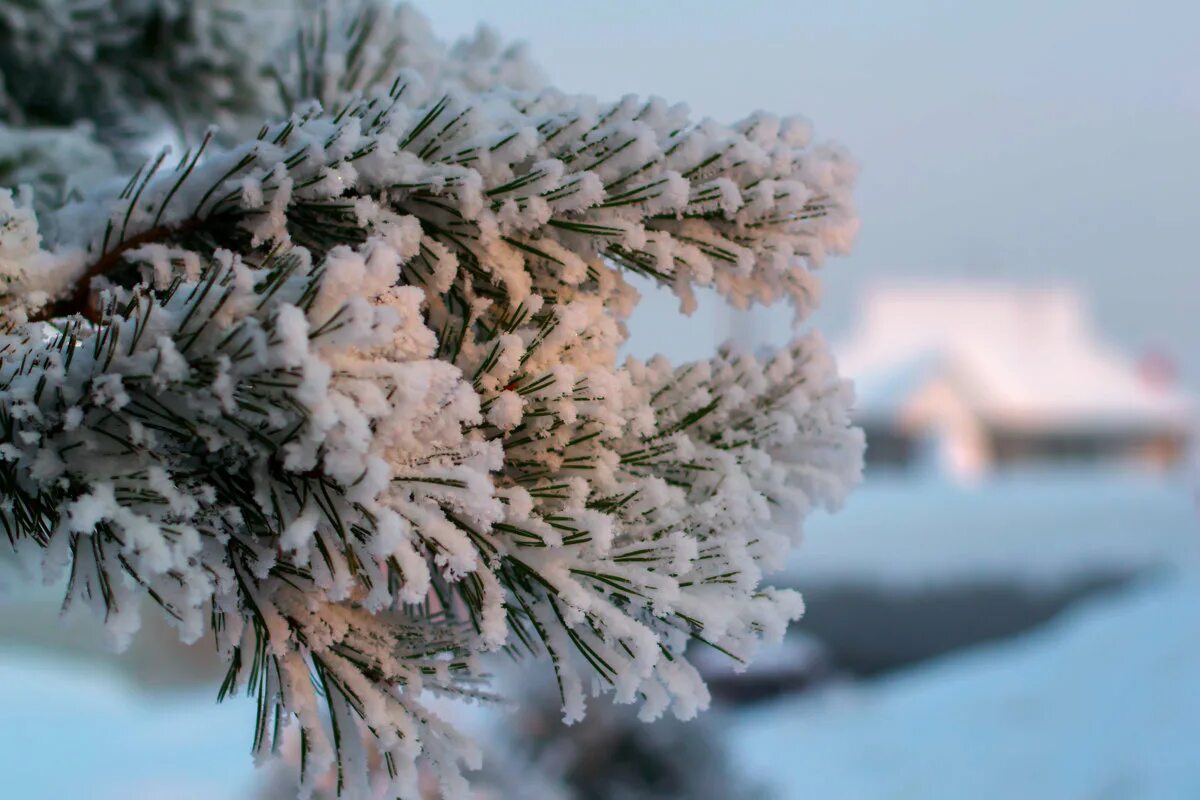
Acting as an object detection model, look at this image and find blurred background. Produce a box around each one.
[1,1,1198,798]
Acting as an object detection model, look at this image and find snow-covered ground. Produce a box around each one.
[729,572,1200,800]
[785,469,1200,590]
[0,654,257,799]
[0,469,1196,798]
[5,575,1197,799]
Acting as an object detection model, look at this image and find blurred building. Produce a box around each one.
[838,284,1193,480]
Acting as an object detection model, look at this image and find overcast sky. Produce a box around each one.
[422,1,1199,381]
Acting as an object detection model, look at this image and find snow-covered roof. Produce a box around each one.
[837,283,1193,431]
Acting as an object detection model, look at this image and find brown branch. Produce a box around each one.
[30,216,208,324]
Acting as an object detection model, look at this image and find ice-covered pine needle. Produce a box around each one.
[0,2,862,797]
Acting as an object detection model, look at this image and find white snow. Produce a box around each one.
[839,284,1192,430]
[0,651,257,800]
[486,389,524,430]
[785,470,1200,590]
[0,3,865,795]
[729,572,1200,800]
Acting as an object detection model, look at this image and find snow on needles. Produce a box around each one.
[0,2,862,797]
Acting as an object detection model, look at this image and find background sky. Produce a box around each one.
[421,0,1199,381]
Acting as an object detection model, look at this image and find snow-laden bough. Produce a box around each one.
[0,2,863,797]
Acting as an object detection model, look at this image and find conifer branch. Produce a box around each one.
[0,2,862,796]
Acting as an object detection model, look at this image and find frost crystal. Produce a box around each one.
[0,2,862,796]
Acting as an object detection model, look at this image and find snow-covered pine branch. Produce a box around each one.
[0,2,863,797]
[269,0,544,115]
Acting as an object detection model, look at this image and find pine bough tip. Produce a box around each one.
[0,2,862,796]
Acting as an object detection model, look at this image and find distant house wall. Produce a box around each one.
[989,428,1188,470]
[862,421,1189,474]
